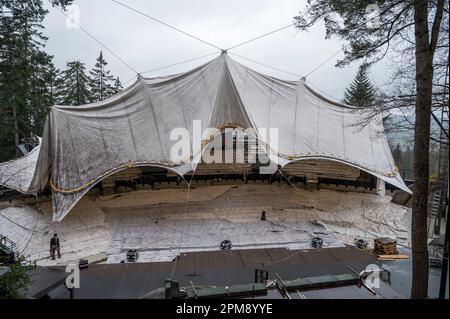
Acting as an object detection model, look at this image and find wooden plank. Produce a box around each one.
[378,254,409,260]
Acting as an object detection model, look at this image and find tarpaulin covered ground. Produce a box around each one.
[0,184,410,266]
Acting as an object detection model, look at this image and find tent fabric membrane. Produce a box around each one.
[0,138,41,194]
[0,53,411,222]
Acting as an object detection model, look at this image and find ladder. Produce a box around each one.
[429,63,449,237]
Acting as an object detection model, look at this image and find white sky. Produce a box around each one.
[43,0,390,100]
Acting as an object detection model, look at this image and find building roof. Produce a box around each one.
[27,267,68,299]
[38,247,404,299]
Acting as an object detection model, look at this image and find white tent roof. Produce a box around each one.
[0,53,411,222]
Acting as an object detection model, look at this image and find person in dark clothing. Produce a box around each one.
[50,233,61,260]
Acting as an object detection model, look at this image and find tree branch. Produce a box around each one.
[430,0,445,56]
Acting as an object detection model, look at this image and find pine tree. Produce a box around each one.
[27,60,55,137]
[0,6,17,160]
[44,63,62,106]
[0,255,35,299]
[59,61,91,106]
[343,65,376,108]
[0,0,71,160]
[113,77,123,94]
[89,51,116,102]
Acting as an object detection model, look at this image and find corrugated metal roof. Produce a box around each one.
[27,267,68,299]
[39,246,391,299]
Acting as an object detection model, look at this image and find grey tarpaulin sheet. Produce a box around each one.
[0,53,411,222]
[0,138,41,194]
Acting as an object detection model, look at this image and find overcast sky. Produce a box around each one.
[43,0,390,100]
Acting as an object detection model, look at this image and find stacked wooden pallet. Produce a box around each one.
[101,167,142,195]
[283,160,360,181]
[374,237,398,255]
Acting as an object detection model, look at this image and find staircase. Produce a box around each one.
[429,190,445,238]
[428,75,449,239]
[0,234,17,264]
[429,191,442,219]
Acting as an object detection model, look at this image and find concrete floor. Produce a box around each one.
[0,184,411,266]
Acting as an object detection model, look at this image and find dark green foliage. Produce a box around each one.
[0,0,58,161]
[59,61,91,106]
[89,51,116,102]
[113,76,123,94]
[0,0,123,161]
[0,255,35,299]
[344,65,376,107]
[49,0,74,9]
[58,54,123,106]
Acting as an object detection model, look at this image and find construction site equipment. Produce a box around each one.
[355,239,368,250]
[429,247,443,267]
[126,249,139,262]
[220,240,232,250]
[255,269,269,284]
[78,259,89,269]
[311,237,323,249]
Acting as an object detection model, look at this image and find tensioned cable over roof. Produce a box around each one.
[1,53,411,222]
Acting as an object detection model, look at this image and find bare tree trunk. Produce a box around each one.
[411,0,432,299]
